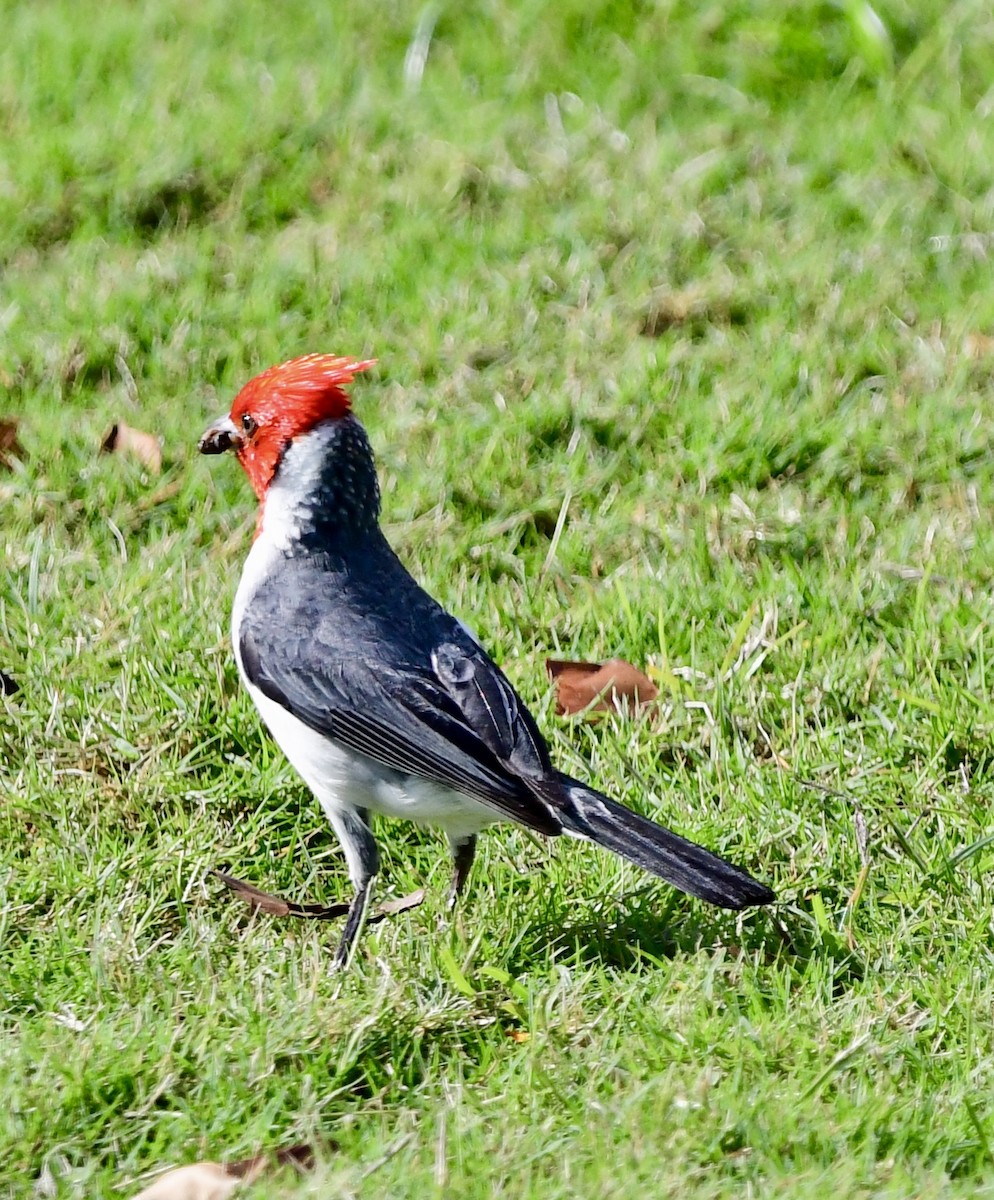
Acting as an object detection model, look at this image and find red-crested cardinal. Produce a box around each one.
[200,354,773,967]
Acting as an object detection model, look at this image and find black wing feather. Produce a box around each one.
[238,582,562,836]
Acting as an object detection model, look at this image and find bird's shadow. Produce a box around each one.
[498,887,744,974]
[493,884,864,987]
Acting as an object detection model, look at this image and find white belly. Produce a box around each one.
[231,531,497,842]
[246,681,497,840]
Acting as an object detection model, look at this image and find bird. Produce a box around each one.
[199,353,774,968]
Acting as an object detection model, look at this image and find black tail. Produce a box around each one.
[537,776,774,910]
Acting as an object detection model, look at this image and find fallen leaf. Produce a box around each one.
[129,1163,239,1200]
[0,418,25,470]
[639,289,702,335]
[639,288,752,337]
[964,332,994,358]
[376,890,427,917]
[226,1144,316,1178]
[212,869,425,923]
[101,422,162,473]
[0,670,17,696]
[507,1029,531,1043]
[129,1144,316,1200]
[212,871,335,918]
[546,657,659,716]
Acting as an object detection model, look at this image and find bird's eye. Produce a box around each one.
[241,413,257,436]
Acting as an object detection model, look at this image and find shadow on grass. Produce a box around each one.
[499,884,867,989]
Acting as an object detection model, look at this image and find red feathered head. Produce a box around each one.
[200,354,375,501]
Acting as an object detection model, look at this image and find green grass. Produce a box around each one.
[4,0,994,1195]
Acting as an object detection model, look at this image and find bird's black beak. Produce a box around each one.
[198,415,243,455]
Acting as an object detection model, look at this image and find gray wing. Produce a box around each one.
[238,610,563,837]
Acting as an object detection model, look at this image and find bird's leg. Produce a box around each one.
[328,806,379,971]
[332,878,375,971]
[448,834,477,910]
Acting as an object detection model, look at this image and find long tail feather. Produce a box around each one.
[536,775,774,910]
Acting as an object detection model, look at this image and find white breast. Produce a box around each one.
[243,677,493,839]
[230,511,496,843]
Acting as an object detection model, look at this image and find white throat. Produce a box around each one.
[259,422,337,549]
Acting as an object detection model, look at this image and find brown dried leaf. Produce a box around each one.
[212,869,425,923]
[129,1163,239,1200]
[130,1144,317,1200]
[212,870,320,917]
[640,288,752,337]
[546,658,659,716]
[964,332,994,358]
[639,289,702,335]
[375,889,427,917]
[101,422,162,474]
[226,1144,316,1178]
[0,418,25,470]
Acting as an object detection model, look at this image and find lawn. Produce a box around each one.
[3,0,994,1195]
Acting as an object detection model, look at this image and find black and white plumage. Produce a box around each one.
[200,355,773,968]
